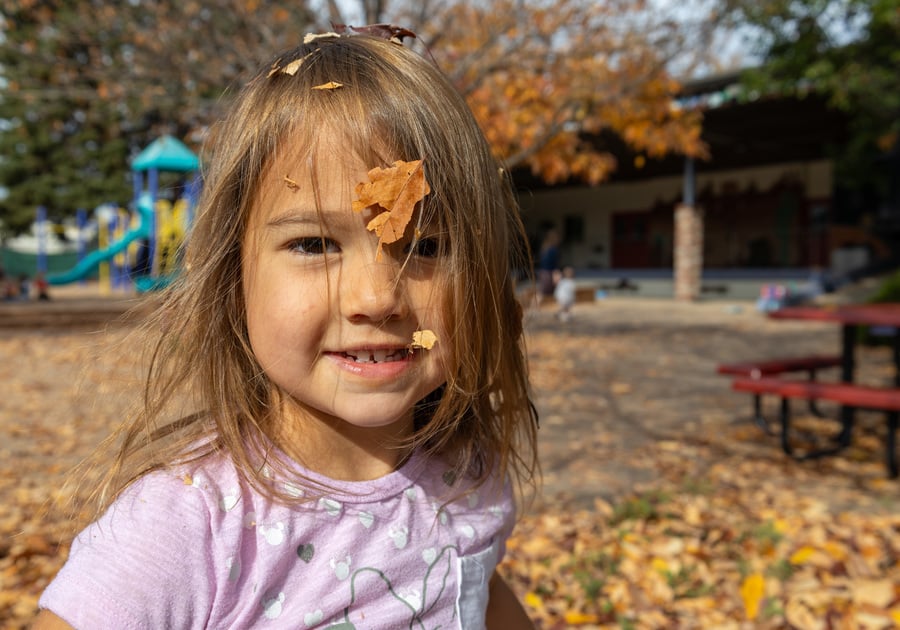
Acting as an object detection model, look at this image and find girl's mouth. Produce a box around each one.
[340,349,410,364]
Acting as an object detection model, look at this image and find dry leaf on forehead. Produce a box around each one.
[284,176,300,191]
[352,159,430,257]
[312,81,343,90]
[410,330,438,350]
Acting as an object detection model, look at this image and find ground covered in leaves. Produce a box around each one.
[2,294,899,628]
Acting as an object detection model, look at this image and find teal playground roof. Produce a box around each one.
[131,135,200,172]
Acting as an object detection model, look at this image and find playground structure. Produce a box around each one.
[42,135,201,292]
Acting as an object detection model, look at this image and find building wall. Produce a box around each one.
[519,159,834,269]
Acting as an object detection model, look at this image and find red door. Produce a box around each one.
[612,212,651,268]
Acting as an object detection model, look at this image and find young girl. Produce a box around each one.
[36,28,538,629]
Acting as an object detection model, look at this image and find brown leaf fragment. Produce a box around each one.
[333,23,417,45]
[271,52,315,78]
[352,159,430,257]
[304,32,341,44]
[281,58,304,76]
[284,176,300,191]
[410,330,438,350]
[312,81,343,91]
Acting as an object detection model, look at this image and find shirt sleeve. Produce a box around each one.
[39,471,217,629]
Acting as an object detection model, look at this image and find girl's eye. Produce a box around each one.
[288,237,340,255]
[405,237,440,258]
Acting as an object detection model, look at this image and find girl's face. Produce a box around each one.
[242,139,448,442]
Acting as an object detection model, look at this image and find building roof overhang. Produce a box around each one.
[514,79,849,189]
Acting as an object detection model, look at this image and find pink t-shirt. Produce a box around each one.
[40,449,514,629]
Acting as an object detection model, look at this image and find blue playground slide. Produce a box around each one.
[47,195,153,285]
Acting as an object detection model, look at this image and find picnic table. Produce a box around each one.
[723,303,900,476]
[768,303,900,391]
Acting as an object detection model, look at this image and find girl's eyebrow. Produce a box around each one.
[264,207,362,230]
[265,212,320,228]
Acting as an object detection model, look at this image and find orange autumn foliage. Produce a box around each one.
[371,0,713,185]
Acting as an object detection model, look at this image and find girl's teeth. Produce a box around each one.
[350,350,401,363]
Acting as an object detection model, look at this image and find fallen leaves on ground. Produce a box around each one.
[502,455,900,629]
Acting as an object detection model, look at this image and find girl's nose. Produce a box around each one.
[341,261,409,323]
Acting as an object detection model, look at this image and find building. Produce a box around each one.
[515,71,898,293]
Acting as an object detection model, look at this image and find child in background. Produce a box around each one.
[35,29,538,629]
[33,272,50,301]
[554,266,577,322]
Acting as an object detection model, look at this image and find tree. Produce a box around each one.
[725,0,900,201]
[0,0,314,234]
[1,0,721,233]
[320,0,715,185]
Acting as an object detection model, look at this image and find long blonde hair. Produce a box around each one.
[88,32,538,519]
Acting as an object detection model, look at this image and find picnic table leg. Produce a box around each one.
[889,333,900,479]
[806,368,827,418]
[778,393,847,461]
[893,330,900,386]
[887,412,898,479]
[836,324,856,447]
[753,394,776,435]
[779,397,794,456]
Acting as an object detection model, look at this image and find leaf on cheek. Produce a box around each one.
[410,330,438,350]
[352,159,431,259]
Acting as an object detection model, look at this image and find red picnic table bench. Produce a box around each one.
[731,376,899,477]
[717,355,842,433]
[719,303,900,478]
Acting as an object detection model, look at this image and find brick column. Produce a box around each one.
[674,203,703,301]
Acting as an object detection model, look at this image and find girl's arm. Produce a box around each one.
[32,611,75,629]
[486,570,535,629]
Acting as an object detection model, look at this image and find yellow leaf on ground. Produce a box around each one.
[524,591,544,611]
[651,557,669,573]
[740,572,765,620]
[564,611,600,625]
[790,546,816,565]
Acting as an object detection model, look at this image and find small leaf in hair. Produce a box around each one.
[333,23,417,45]
[271,51,315,78]
[281,58,304,76]
[352,159,430,258]
[312,81,343,91]
[284,175,300,191]
[411,330,438,350]
[303,31,340,44]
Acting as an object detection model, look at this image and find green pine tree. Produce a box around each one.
[0,1,313,235]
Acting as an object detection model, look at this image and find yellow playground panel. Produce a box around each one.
[154,198,189,276]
